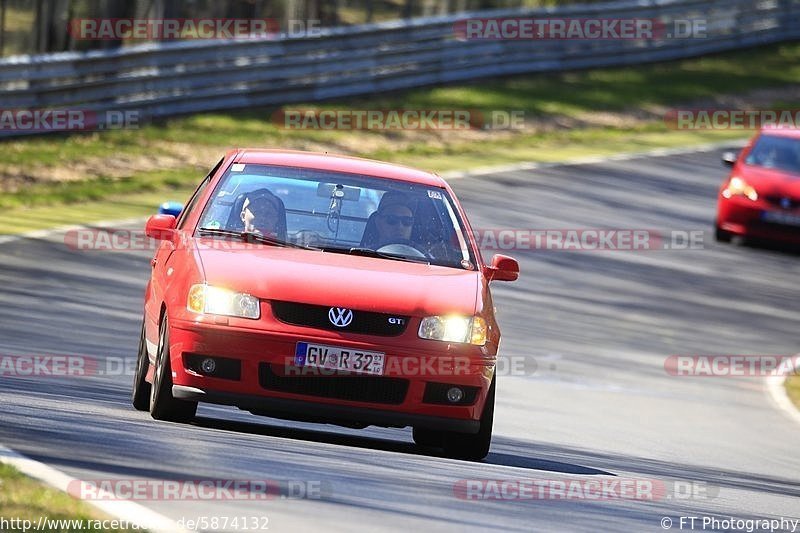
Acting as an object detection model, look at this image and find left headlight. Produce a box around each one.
[418,315,487,346]
[187,284,260,319]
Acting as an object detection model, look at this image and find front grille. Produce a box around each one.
[259,364,408,404]
[270,301,409,336]
[764,195,800,210]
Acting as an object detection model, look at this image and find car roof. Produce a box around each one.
[230,149,447,188]
[759,126,800,139]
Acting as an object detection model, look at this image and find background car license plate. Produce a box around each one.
[762,210,800,227]
[295,342,385,375]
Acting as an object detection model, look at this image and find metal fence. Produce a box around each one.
[0,0,798,135]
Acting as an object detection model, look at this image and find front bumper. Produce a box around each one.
[717,196,800,243]
[173,385,480,433]
[166,317,494,432]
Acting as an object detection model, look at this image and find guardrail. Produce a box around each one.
[0,0,798,136]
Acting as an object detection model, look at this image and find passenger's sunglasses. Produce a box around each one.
[381,214,413,227]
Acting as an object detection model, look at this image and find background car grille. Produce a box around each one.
[764,195,800,210]
[270,301,409,336]
[259,364,409,404]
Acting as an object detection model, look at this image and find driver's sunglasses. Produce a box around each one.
[381,214,413,227]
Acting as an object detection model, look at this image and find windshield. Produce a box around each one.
[744,134,800,174]
[195,163,476,269]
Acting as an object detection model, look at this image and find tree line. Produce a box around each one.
[0,0,599,57]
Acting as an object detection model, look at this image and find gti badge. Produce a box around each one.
[328,307,354,327]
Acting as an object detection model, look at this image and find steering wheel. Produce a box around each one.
[376,242,430,259]
[293,230,322,247]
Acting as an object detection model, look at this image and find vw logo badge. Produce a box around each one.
[328,307,354,327]
[781,197,792,209]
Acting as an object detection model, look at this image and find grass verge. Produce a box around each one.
[2,41,800,233]
[0,462,141,532]
[786,375,800,412]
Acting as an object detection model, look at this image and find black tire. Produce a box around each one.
[412,427,444,448]
[715,226,732,243]
[131,320,151,411]
[149,315,197,422]
[442,376,495,461]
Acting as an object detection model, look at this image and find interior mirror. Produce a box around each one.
[317,183,361,201]
[485,254,519,282]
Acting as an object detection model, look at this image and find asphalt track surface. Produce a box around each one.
[1,148,799,532]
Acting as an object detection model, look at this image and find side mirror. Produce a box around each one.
[145,214,177,240]
[158,201,184,218]
[721,151,738,167]
[484,254,519,282]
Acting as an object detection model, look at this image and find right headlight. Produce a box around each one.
[418,315,487,346]
[722,176,758,201]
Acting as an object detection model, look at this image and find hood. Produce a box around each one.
[194,242,480,316]
[736,164,800,198]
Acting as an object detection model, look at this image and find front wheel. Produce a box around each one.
[715,226,732,243]
[442,376,495,461]
[131,320,151,411]
[412,427,444,448]
[149,315,197,422]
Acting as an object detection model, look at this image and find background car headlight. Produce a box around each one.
[187,284,260,319]
[722,176,758,201]
[418,315,487,345]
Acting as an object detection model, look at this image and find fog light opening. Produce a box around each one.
[446,387,464,403]
[200,358,217,374]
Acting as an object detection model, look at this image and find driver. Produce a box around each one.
[240,191,283,238]
[374,192,415,247]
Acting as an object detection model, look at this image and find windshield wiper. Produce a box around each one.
[323,246,430,264]
[197,228,316,250]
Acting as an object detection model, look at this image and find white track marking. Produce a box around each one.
[0,444,196,533]
[439,139,749,180]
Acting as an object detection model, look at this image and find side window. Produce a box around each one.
[177,158,224,229]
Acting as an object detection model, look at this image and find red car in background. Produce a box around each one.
[716,127,800,244]
[131,149,519,461]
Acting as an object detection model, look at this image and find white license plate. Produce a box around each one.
[762,210,800,227]
[294,342,385,376]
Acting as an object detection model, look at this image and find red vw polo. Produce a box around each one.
[132,150,518,460]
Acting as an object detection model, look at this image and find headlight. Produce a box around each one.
[418,315,487,345]
[722,176,758,201]
[187,284,260,319]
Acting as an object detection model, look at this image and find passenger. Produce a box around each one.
[240,191,284,238]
